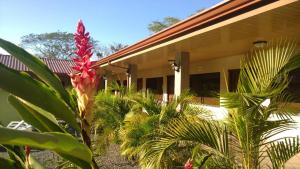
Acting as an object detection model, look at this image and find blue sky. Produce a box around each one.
[0,0,221,53]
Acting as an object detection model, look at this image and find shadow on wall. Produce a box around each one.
[0,89,21,126]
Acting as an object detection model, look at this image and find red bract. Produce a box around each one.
[184,159,193,169]
[25,145,31,168]
[70,20,98,93]
[25,145,30,158]
[70,20,99,119]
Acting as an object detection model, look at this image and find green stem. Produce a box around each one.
[81,118,99,169]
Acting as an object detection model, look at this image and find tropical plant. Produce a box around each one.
[138,40,300,169]
[0,20,99,169]
[120,91,209,168]
[92,82,134,154]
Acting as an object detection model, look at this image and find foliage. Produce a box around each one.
[120,91,208,168]
[137,40,300,169]
[92,82,134,154]
[148,17,180,33]
[0,36,98,169]
[20,31,99,59]
[97,43,128,58]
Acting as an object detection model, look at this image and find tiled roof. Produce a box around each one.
[0,54,75,74]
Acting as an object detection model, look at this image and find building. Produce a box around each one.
[94,0,300,107]
[0,54,75,125]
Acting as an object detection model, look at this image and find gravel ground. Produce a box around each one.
[0,144,138,169]
[96,144,138,169]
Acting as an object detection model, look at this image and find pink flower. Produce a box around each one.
[25,145,30,158]
[25,145,31,168]
[185,159,193,169]
[70,20,99,119]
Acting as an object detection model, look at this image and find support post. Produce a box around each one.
[127,64,138,91]
[174,52,190,98]
[162,75,168,103]
[142,78,147,96]
[104,71,112,92]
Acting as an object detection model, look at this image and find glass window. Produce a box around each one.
[228,69,240,92]
[146,77,163,95]
[137,78,143,91]
[190,72,220,97]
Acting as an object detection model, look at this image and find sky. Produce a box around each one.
[0,0,222,54]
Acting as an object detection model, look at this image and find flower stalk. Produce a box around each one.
[70,20,99,169]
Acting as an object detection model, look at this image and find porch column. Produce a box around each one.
[104,71,112,92]
[162,75,168,102]
[142,78,147,96]
[127,64,138,90]
[174,52,190,97]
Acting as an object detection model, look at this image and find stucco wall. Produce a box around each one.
[0,89,21,126]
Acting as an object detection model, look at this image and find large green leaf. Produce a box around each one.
[0,157,16,169]
[1,144,26,169]
[8,95,65,132]
[59,154,93,169]
[29,156,45,169]
[0,127,92,164]
[0,38,72,109]
[0,63,79,131]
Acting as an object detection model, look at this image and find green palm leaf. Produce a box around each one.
[267,137,300,169]
[140,116,231,168]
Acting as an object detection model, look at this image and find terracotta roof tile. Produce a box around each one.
[0,54,75,74]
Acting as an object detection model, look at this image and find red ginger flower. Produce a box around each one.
[185,159,193,169]
[25,146,31,168]
[70,20,99,120]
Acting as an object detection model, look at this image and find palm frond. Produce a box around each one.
[139,115,233,169]
[267,137,300,169]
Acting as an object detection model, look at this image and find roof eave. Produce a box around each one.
[93,0,277,68]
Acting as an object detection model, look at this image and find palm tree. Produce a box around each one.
[139,40,300,169]
[92,82,134,153]
[120,91,209,168]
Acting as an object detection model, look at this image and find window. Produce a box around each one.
[190,72,220,97]
[146,77,163,94]
[167,75,174,101]
[137,78,143,91]
[99,78,105,90]
[228,69,240,92]
[123,80,127,87]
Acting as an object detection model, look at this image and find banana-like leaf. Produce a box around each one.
[0,63,80,132]
[1,144,26,169]
[8,95,65,132]
[0,157,16,169]
[0,38,72,109]
[0,127,92,164]
[59,153,92,169]
[29,156,45,169]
